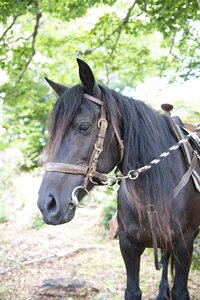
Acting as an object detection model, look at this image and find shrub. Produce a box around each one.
[31,212,45,230]
[192,234,200,271]
[0,148,24,220]
[100,186,117,230]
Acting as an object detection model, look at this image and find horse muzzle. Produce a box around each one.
[37,192,76,225]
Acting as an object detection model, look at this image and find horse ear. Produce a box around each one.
[45,77,67,96]
[76,58,101,97]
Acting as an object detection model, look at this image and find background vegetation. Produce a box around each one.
[0,0,199,271]
[0,0,199,167]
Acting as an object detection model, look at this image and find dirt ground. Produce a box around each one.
[0,173,199,300]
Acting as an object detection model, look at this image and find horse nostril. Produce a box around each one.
[47,194,57,212]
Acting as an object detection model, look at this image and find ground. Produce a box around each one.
[0,173,199,300]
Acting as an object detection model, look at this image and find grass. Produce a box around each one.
[31,212,46,230]
[0,211,8,223]
[0,283,10,300]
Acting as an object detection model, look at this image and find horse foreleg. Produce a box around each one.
[119,232,144,300]
[156,251,171,300]
[171,237,194,300]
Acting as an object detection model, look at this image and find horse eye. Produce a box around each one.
[79,122,91,133]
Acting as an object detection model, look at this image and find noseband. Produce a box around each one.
[45,93,124,206]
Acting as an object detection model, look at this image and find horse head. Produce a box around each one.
[37,59,122,225]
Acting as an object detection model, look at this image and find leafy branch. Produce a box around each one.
[79,1,140,83]
[0,14,21,42]
[160,30,177,76]
[107,1,139,62]
[15,8,42,85]
[79,1,139,57]
[6,34,33,45]
[105,1,143,82]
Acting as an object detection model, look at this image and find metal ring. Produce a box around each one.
[127,170,139,180]
[101,176,117,186]
[88,174,98,185]
[71,186,90,208]
[98,118,108,128]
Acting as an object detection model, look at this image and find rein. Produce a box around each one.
[115,123,200,183]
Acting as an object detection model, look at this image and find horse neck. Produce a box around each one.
[118,98,169,171]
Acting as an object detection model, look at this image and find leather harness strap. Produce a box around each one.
[45,162,88,174]
[82,100,108,188]
[82,94,124,162]
[45,93,124,189]
[112,123,124,162]
[173,151,198,198]
[45,162,108,182]
[83,93,104,106]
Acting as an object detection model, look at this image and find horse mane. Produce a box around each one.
[100,85,183,247]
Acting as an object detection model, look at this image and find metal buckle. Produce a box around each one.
[71,186,90,208]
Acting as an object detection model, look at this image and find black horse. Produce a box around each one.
[38,59,200,300]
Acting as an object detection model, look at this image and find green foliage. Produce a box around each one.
[0,211,8,223]
[31,212,45,229]
[0,78,52,167]
[192,235,200,271]
[0,0,199,168]
[40,0,117,21]
[0,282,9,300]
[100,187,117,230]
[0,0,28,23]
[0,148,23,220]
[174,100,200,123]
[0,149,23,187]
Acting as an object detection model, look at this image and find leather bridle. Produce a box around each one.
[45,93,124,206]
